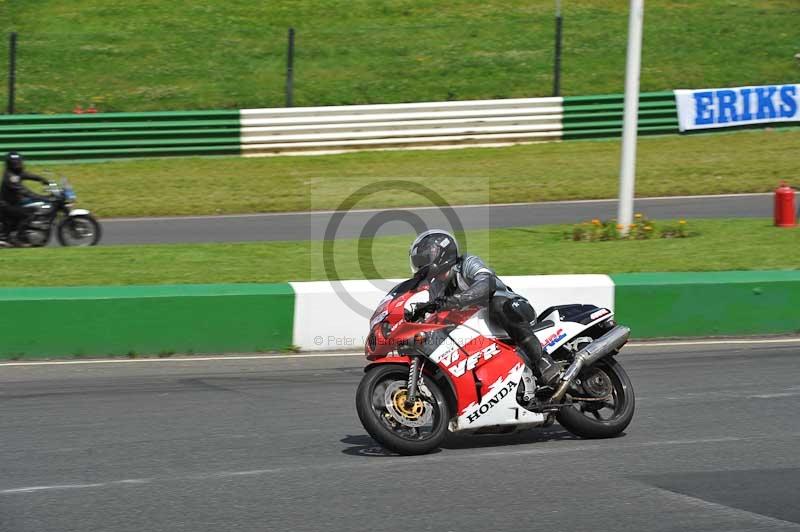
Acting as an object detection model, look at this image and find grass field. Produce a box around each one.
[0,218,796,288]
[26,128,799,218]
[2,1,798,112]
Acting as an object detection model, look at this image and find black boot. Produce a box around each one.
[519,336,562,386]
[535,354,562,386]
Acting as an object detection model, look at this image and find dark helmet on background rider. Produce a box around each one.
[5,152,24,174]
[409,229,460,278]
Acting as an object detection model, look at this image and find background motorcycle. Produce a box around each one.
[356,277,635,455]
[0,179,102,247]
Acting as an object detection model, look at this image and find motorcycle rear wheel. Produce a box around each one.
[57,215,102,246]
[356,364,449,455]
[556,357,635,439]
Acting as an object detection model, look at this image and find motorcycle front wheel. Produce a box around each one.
[356,364,450,455]
[57,215,102,246]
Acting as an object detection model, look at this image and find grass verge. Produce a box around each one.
[28,128,800,218]
[0,218,796,288]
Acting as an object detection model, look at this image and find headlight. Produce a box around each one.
[369,309,388,329]
[381,321,392,339]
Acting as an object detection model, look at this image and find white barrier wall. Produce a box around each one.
[290,279,403,351]
[241,97,563,156]
[290,275,614,351]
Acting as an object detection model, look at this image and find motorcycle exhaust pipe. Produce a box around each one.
[551,325,631,402]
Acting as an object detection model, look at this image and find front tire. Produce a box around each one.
[57,215,102,246]
[356,364,450,455]
[557,357,635,439]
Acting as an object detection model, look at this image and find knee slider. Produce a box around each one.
[503,298,536,325]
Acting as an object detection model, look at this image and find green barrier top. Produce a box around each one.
[611,270,800,286]
[0,283,294,301]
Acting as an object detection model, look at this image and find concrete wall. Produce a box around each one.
[0,284,294,358]
[0,271,796,359]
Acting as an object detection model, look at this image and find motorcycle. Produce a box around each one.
[356,274,635,455]
[0,178,101,247]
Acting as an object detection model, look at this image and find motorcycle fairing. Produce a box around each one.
[459,307,510,339]
[427,319,533,422]
[539,304,612,326]
[534,307,614,355]
[426,322,482,411]
[452,362,545,431]
[364,355,413,369]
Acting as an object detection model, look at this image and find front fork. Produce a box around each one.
[405,356,425,405]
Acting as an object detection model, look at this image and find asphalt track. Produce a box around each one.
[2,339,799,532]
[101,193,772,245]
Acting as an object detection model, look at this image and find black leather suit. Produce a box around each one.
[0,169,49,236]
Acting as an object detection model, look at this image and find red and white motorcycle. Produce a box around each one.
[356,275,635,455]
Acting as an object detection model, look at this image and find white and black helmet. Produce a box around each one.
[409,229,459,277]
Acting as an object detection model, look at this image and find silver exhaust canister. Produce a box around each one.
[551,325,631,401]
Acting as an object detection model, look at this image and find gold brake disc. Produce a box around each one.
[383,382,432,428]
[392,389,424,420]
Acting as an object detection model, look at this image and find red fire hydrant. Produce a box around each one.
[774,182,797,227]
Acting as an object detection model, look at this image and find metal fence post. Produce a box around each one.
[552,1,563,97]
[8,32,17,114]
[286,27,295,107]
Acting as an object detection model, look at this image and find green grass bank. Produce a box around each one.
[0,218,797,288]
[3,1,798,112]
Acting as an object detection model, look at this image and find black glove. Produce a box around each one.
[435,295,464,309]
[410,301,438,321]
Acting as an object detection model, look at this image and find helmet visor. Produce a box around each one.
[409,242,436,274]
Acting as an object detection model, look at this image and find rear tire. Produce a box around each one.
[356,364,449,455]
[557,357,635,439]
[57,215,102,246]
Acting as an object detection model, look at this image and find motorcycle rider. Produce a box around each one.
[409,229,562,386]
[0,152,51,246]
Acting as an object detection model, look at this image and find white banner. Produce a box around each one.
[674,84,800,132]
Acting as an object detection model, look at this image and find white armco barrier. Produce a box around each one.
[290,275,614,351]
[240,97,563,156]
